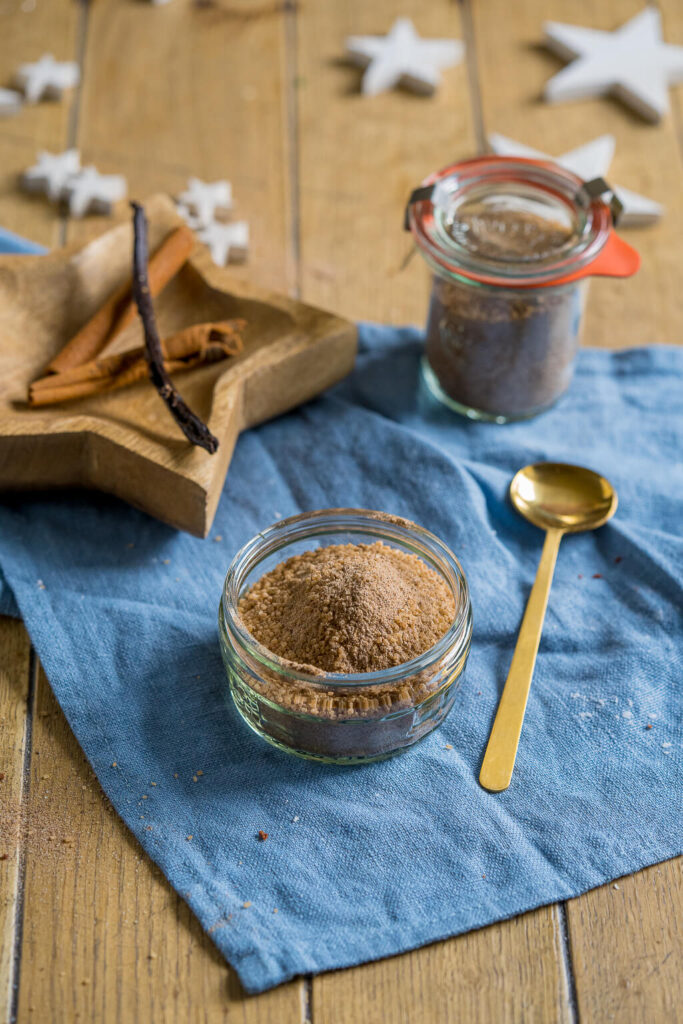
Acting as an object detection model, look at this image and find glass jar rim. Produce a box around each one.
[220,508,472,688]
[407,155,612,288]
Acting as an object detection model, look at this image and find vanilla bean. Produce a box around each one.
[130,202,219,454]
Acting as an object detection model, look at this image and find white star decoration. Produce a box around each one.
[197,220,249,266]
[61,166,127,217]
[0,88,22,117]
[346,18,463,96]
[21,149,81,202]
[13,54,79,104]
[178,177,232,229]
[488,133,663,227]
[544,8,683,123]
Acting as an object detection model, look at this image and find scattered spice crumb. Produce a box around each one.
[592,573,603,579]
[477,691,482,696]
[482,873,486,879]
[142,795,148,800]
[40,774,50,780]
[273,908,278,914]
[645,724,653,730]
[146,826,152,831]
[614,556,623,564]
[150,782,157,787]
[81,979,89,986]
[0,773,5,781]
[578,574,583,579]
[112,762,118,768]
[192,776,198,783]
[37,580,46,590]
[187,835,193,841]
[196,770,204,776]
[243,901,252,908]
[148,952,157,959]
[61,837,73,844]
[214,535,223,542]
[162,559,170,565]
[258,830,268,841]
[0,853,8,861]
[173,773,179,778]
[140,816,145,820]
[445,744,453,750]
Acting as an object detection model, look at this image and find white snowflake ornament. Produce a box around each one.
[346,18,463,97]
[176,203,202,231]
[178,178,233,229]
[21,149,81,202]
[61,166,127,217]
[488,133,663,228]
[13,54,80,104]
[0,88,22,117]
[198,220,249,266]
[544,8,683,123]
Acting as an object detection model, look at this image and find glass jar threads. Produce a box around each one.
[406,156,639,422]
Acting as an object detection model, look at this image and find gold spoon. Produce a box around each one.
[479,462,618,793]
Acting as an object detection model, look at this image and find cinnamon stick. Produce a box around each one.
[29,321,245,407]
[130,202,219,453]
[45,224,195,375]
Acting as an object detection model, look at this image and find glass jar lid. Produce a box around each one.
[407,156,615,288]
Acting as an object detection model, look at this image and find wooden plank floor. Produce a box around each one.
[0,0,681,1021]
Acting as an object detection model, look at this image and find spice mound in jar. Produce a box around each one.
[450,206,577,262]
[239,542,455,676]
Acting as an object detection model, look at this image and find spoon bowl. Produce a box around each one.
[510,462,618,534]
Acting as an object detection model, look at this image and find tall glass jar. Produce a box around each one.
[406,157,639,422]
[218,509,472,764]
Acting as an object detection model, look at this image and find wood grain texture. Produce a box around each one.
[9,0,304,1019]
[1,0,681,1020]
[0,194,356,536]
[298,2,572,1020]
[68,0,295,297]
[0,0,80,247]
[562,3,683,1020]
[469,0,683,350]
[0,619,31,1023]
[314,907,571,1024]
[567,859,683,1023]
[296,0,476,325]
[15,668,303,1024]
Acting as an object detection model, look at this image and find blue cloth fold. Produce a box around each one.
[0,235,681,992]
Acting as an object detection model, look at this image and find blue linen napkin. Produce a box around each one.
[0,236,681,993]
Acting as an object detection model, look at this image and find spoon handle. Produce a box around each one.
[479,527,564,792]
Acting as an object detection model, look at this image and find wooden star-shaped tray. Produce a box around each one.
[0,195,357,536]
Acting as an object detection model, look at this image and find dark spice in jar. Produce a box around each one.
[425,209,583,419]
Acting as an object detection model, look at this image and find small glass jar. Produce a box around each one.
[218,509,472,764]
[406,156,639,422]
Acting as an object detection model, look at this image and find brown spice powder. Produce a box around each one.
[239,542,454,675]
[426,209,581,418]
